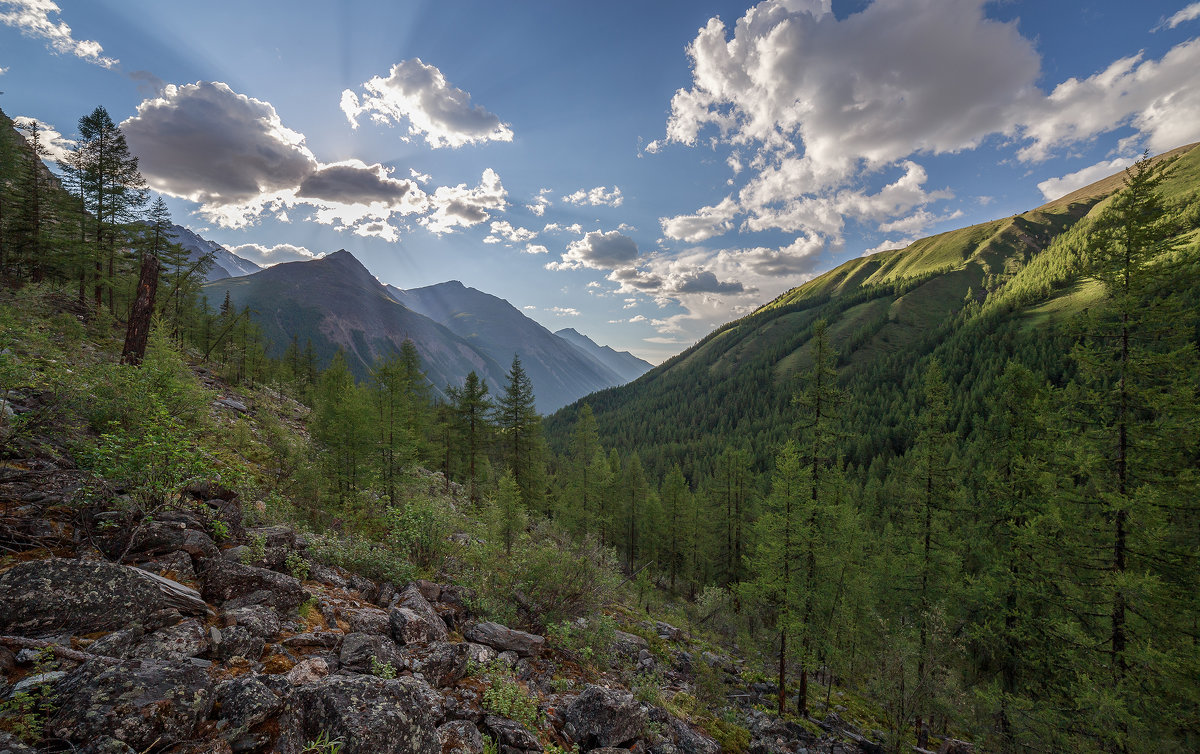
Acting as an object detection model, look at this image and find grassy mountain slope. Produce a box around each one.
[204,251,508,394]
[547,143,1200,479]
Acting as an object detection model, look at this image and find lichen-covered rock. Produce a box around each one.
[225,605,282,640]
[669,718,721,754]
[464,622,544,657]
[0,558,208,636]
[199,558,306,612]
[287,675,440,754]
[389,605,447,646]
[87,626,145,659]
[214,674,284,741]
[131,617,209,660]
[483,715,542,752]
[49,658,213,751]
[344,606,390,635]
[402,640,469,687]
[211,625,265,661]
[285,656,330,685]
[564,685,646,749]
[438,719,484,754]
[0,731,37,754]
[340,632,405,674]
[466,642,497,665]
[137,549,196,581]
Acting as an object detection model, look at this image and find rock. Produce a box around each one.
[132,618,209,660]
[412,579,442,602]
[390,606,446,646]
[466,642,498,665]
[340,632,405,674]
[282,632,342,650]
[137,550,196,581]
[4,671,67,699]
[244,524,302,550]
[0,646,15,674]
[344,606,391,635]
[564,685,647,749]
[0,731,37,754]
[612,630,649,661]
[655,621,683,641]
[211,625,265,661]
[286,657,330,685]
[86,627,144,659]
[215,397,248,412]
[226,606,282,640]
[463,622,544,657]
[289,675,440,754]
[393,585,449,643]
[438,719,484,754]
[214,675,284,740]
[670,718,722,754]
[311,564,350,588]
[938,740,975,754]
[0,558,208,636]
[402,641,469,687]
[483,715,542,751]
[49,658,213,751]
[199,558,306,612]
[76,737,136,754]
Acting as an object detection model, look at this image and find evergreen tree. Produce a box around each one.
[492,469,525,557]
[659,464,690,590]
[311,351,372,500]
[495,355,544,508]
[564,404,605,535]
[448,371,493,503]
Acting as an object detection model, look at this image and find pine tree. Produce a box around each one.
[311,351,372,500]
[448,371,493,504]
[495,355,544,508]
[660,464,690,590]
[565,404,605,534]
[492,469,525,557]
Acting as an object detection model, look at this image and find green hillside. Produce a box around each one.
[548,142,1200,480]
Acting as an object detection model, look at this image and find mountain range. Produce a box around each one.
[169,224,262,281]
[201,250,650,412]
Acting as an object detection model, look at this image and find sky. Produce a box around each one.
[3,0,1200,363]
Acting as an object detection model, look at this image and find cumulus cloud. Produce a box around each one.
[1035,157,1138,200]
[526,188,552,216]
[548,230,639,271]
[550,307,580,316]
[226,242,321,266]
[543,222,583,235]
[421,168,508,234]
[296,160,421,206]
[524,243,549,255]
[341,58,513,148]
[660,196,738,242]
[13,115,74,162]
[1159,3,1200,30]
[123,81,318,207]
[486,220,538,244]
[562,185,623,207]
[0,0,116,68]
[1015,40,1200,161]
[877,208,963,236]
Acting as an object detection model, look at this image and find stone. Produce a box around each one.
[438,719,484,754]
[670,718,722,754]
[466,642,498,666]
[131,618,210,661]
[0,558,208,636]
[938,740,975,754]
[402,640,469,687]
[282,632,342,650]
[412,579,442,602]
[211,625,265,661]
[564,685,647,749]
[49,658,213,751]
[483,715,542,751]
[0,647,15,674]
[655,621,683,641]
[288,675,440,754]
[390,606,447,646]
[340,632,405,674]
[226,605,282,640]
[4,671,67,699]
[395,585,449,641]
[344,606,391,635]
[137,549,196,581]
[463,622,544,657]
[285,657,330,685]
[199,558,306,612]
[0,731,37,754]
[214,675,283,740]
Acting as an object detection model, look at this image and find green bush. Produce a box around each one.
[384,492,451,571]
[307,530,416,585]
[479,662,541,731]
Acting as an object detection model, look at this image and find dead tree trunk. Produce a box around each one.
[121,254,160,365]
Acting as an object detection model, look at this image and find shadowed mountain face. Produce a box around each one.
[169,225,261,281]
[203,251,508,396]
[554,327,652,384]
[387,281,639,413]
[546,142,1200,477]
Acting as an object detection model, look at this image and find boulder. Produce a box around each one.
[340,632,405,674]
[344,606,391,635]
[466,642,498,666]
[211,625,265,662]
[402,640,469,687]
[438,719,484,754]
[390,606,446,646]
[131,618,209,660]
[225,606,282,640]
[49,658,213,751]
[464,622,544,657]
[137,550,196,581]
[214,674,284,741]
[483,715,542,752]
[0,732,37,754]
[670,718,721,754]
[285,657,330,685]
[393,585,449,643]
[289,675,440,754]
[87,626,144,659]
[0,558,208,636]
[564,685,646,749]
[199,558,306,612]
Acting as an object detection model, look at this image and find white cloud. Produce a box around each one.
[12,115,74,162]
[0,66,8,75]
[547,230,639,271]
[1036,157,1137,201]
[1160,3,1200,30]
[486,220,537,244]
[629,314,647,323]
[562,185,623,207]
[542,222,583,235]
[226,242,321,266]
[526,188,552,216]
[877,208,963,235]
[862,238,913,256]
[409,168,431,183]
[0,0,117,68]
[1016,40,1200,161]
[550,306,580,316]
[340,58,513,148]
[421,168,508,234]
[523,305,537,310]
[660,196,738,242]
[524,243,549,255]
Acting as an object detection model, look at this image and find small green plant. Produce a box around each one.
[370,656,397,679]
[298,596,318,622]
[543,745,580,754]
[0,647,58,743]
[481,665,541,731]
[482,735,499,754]
[632,669,665,705]
[210,519,230,542]
[241,532,268,564]
[301,731,344,754]
[285,550,310,580]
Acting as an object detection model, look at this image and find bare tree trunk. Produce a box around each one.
[121,255,159,365]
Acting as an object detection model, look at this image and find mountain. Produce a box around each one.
[169,224,262,281]
[554,327,652,384]
[547,142,1200,480]
[203,251,508,394]
[386,281,632,413]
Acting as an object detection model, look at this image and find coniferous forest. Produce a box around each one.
[1,95,1199,754]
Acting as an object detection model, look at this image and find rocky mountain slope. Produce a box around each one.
[553,328,652,385]
[169,224,262,282]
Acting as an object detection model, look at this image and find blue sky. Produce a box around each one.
[3,0,1200,363]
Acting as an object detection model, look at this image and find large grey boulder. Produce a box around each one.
[402,640,470,687]
[464,622,545,657]
[288,675,440,754]
[437,719,484,754]
[131,617,210,661]
[483,715,542,752]
[214,674,285,744]
[199,558,306,612]
[387,585,448,645]
[0,558,207,636]
[339,632,405,674]
[670,718,722,754]
[564,685,646,749]
[49,658,213,750]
